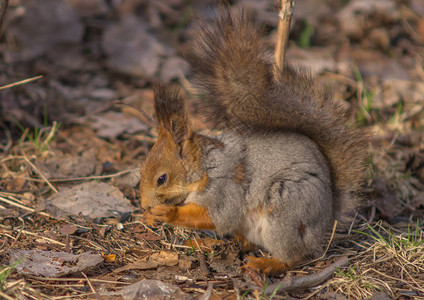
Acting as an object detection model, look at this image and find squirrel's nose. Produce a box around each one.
[139,187,150,210]
[140,198,152,210]
[140,191,150,209]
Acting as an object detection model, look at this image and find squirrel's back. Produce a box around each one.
[187,9,369,223]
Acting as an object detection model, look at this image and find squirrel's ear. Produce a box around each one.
[153,84,191,145]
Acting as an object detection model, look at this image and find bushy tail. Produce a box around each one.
[187,9,369,221]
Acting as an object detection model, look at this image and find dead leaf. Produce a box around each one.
[136,231,164,242]
[9,249,103,277]
[150,250,179,267]
[35,149,100,179]
[102,253,116,263]
[113,259,158,273]
[58,224,78,235]
[178,256,196,271]
[44,181,135,220]
[2,175,27,191]
[98,280,189,300]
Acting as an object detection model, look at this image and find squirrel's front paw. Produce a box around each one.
[142,210,159,227]
[148,204,178,224]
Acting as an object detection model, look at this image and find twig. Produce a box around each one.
[160,240,192,249]
[274,0,295,71]
[0,75,43,90]
[0,195,50,218]
[11,217,25,247]
[114,99,156,127]
[81,272,96,294]
[24,168,137,182]
[199,282,214,300]
[265,256,349,295]
[0,290,15,300]
[52,292,96,300]
[27,276,131,285]
[23,155,58,193]
[20,229,66,246]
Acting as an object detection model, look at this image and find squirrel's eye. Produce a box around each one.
[157,174,167,186]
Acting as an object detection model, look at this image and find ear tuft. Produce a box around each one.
[153,84,190,145]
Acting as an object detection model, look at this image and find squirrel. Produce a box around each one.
[139,9,368,276]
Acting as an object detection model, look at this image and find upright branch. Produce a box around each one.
[274,0,294,72]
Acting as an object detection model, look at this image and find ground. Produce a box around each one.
[1,0,424,299]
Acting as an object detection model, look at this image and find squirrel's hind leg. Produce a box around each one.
[241,256,294,276]
[235,233,259,252]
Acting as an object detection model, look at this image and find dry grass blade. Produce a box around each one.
[0,195,50,218]
[0,75,43,90]
[0,291,15,300]
[22,156,58,193]
[23,168,138,183]
[329,222,424,297]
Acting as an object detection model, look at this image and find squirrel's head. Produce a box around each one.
[139,85,208,210]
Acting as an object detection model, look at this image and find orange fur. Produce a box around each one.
[234,163,248,184]
[147,203,216,230]
[242,256,293,276]
[235,233,258,252]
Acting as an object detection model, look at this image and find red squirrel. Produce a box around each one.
[139,9,368,275]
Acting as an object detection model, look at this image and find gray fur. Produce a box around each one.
[188,131,334,261]
[187,133,247,232]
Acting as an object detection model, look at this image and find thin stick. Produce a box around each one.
[20,229,66,246]
[23,155,59,193]
[0,290,15,300]
[0,75,43,90]
[265,256,349,295]
[52,292,96,300]
[27,276,131,285]
[274,0,295,71]
[81,272,96,294]
[0,195,49,218]
[114,99,156,127]
[23,168,137,182]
